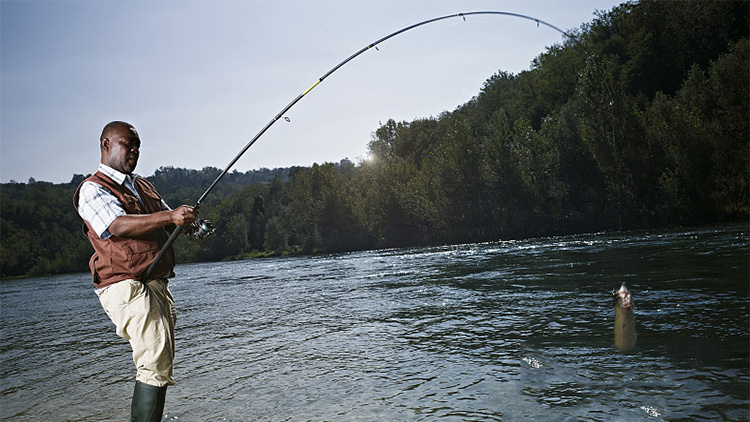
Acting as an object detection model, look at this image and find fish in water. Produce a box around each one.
[613,282,637,352]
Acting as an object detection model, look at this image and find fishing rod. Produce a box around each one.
[142,10,570,282]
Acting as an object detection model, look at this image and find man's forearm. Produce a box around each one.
[107,205,197,238]
[108,211,175,238]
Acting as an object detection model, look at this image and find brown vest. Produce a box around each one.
[74,171,175,287]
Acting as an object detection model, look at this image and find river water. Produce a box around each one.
[1,225,748,421]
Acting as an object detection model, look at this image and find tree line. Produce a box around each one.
[2,0,748,278]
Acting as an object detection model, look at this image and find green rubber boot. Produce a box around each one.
[130,381,167,422]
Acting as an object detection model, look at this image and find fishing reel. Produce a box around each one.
[190,219,216,240]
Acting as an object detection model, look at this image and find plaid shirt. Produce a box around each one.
[76,164,168,239]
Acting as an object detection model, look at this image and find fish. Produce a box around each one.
[613,282,637,352]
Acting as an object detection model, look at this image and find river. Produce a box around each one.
[1,224,748,421]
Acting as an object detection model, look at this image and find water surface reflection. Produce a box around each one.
[1,225,747,421]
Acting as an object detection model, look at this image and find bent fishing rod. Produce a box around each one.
[142,10,570,282]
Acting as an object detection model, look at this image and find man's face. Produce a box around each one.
[105,126,141,174]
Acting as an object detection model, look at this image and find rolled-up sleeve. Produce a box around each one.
[76,181,126,239]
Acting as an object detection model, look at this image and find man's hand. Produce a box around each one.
[170,205,198,227]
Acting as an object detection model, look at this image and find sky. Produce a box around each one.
[1,0,625,184]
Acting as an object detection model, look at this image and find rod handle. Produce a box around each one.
[141,225,183,282]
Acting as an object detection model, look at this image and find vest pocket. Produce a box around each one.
[90,253,112,285]
[124,240,161,270]
[124,197,142,213]
[89,254,100,284]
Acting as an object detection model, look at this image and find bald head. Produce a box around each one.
[99,121,141,174]
[100,121,137,144]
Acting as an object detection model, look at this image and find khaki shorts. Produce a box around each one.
[98,278,176,387]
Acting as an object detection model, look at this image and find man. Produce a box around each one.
[74,121,197,421]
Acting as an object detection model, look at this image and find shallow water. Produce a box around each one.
[1,224,748,421]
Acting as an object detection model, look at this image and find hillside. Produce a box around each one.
[2,0,748,278]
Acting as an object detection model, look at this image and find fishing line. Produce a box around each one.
[142,10,573,281]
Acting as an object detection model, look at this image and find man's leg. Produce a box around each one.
[99,279,176,420]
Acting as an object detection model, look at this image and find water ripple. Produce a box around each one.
[1,225,748,421]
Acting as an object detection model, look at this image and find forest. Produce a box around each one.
[2,0,748,278]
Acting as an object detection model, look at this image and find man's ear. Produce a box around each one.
[101,138,110,151]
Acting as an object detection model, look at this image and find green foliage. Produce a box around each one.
[1,177,93,278]
[2,0,747,278]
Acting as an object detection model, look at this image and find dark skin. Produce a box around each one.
[101,123,197,238]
